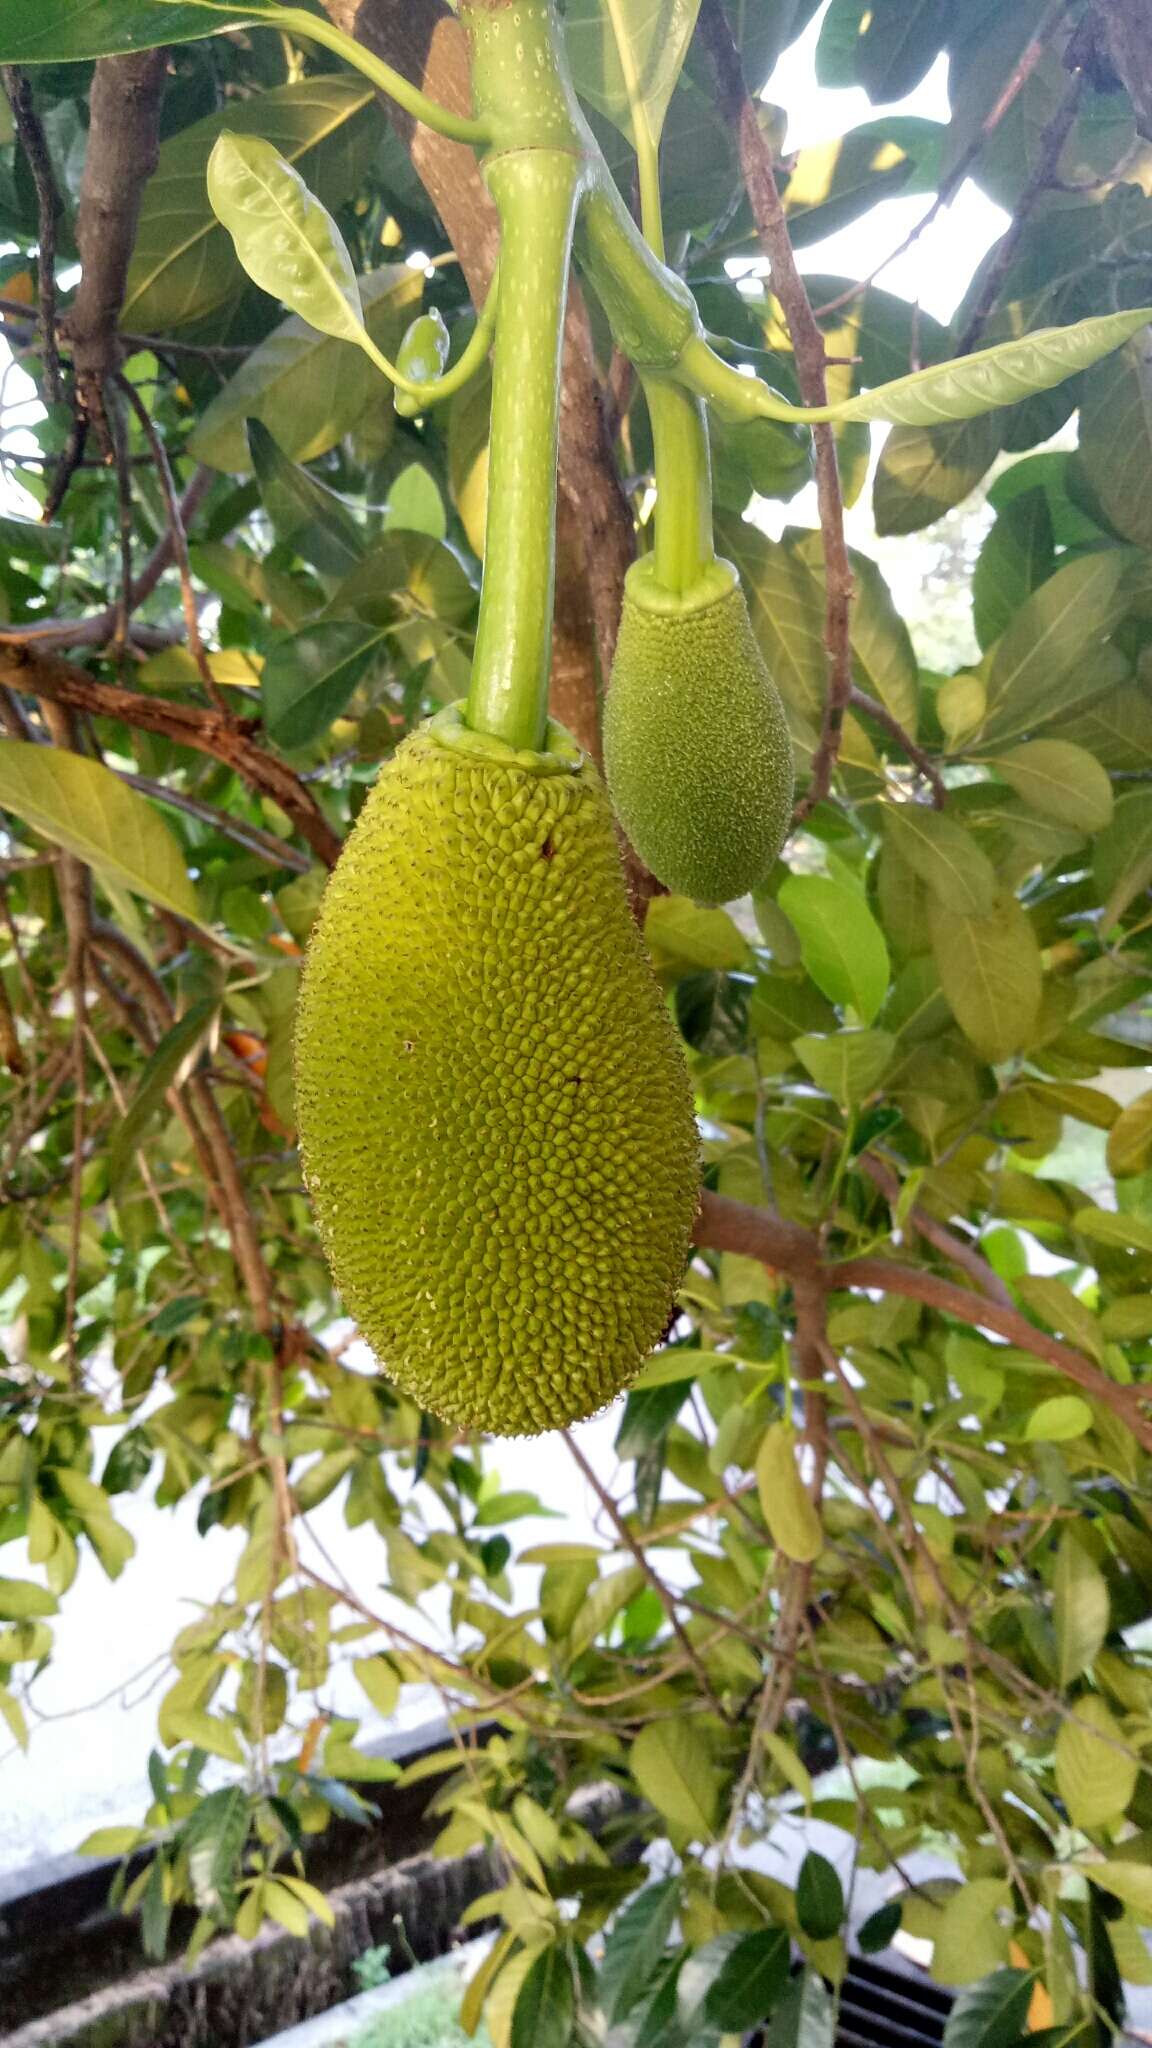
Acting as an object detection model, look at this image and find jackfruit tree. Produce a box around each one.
[1,2,1152,2043]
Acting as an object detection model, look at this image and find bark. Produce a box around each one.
[68,51,169,433]
[1096,0,1152,141]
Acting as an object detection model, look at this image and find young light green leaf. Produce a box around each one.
[188,264,422,472]
[756,1420,822,1563]
[207,131,366,341]
[109,1000,218,1194]
[927,891,1042,1064]
[630,1718,720,1839]
[0,743,203,926]
[1080,1862,1152,1924]
[1025,1395,1093,1444]
[980,548,1136,745]
[565,0,702,145]
[777,875,890,1023]
[821,307,1152,427]
[1056,1695,1137,1831]
[1054,1530,1109,1689]
[930,1880,1012,1987]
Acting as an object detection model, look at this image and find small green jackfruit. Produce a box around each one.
[603,556,794,903]
[294,707,699,1437]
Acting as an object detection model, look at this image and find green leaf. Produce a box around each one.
[352,1656,399,1718]
[600,1879,679,2024]
[474,1491,555,1526]
[0,1577,57,1620]
[793,1029,894,1106]
[183,1784,249,1918]
[161,1705,243,1763]
[777,876,890,1024]
[207,131,367,343]
[0,743,203,926]
[261,619,388,750]
[1081,1862,1152,1924]
[1093,789,1152,928]
[564,0,701,145]
[756,1420,822,1564]
[980,548,1136,745]
[942,1968,1035,2048]
[189,264,421,472]
[510,1944,575,2048]
[874,413,1003,537]
[109,1000,217,1193]
[123,77,377,333]
[716,514,826,723]
[858,1901,902,1953]
[786,117,943,251]
[1074,338,1152,550]
[881,806,997,917]
[972,489,1055,651]
[645,895,751,972]
[796,1850,844,1940]
[1056,1696,1137,1831]
[930,1879,1011,1987]
[1054,1530,1110,1689]
[830,308,1152,428]
[0,513,67,561]
[77,1826,146,1858]
[1024,1395,1093,1444]
[704,1926,790,2029]
[928,891,1042,1064]
[248,419,364,577]
[630,1718,720,1840]
[0,1,263,61]
[1074,1207,1152,1256]
[988,740,1113,834]
[1107,1090,1152,1179]
[764,1969,835,2048]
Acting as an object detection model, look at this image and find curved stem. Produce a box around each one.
[359,261,500,407]
[190,2,491,146]
[643,378,713,595]
[464,154,580,751]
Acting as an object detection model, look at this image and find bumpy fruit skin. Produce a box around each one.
[294,709,699,1437]
[603,555,794,904]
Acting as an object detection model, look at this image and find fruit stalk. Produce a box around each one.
[460,1,587,752]
[643,378,714,597]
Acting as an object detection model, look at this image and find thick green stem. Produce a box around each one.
[643,378,714,595]
[461,2,588,752]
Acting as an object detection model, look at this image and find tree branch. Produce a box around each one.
[68,49,168,440]
[1096,0,1152,142]
[848,687,946,809]
[697,0,853,824]
[856,1150,1012,1307]
[0,644,341,868]
[693,1188,1152,1450]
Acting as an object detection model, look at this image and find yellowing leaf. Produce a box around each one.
[630,1718,720,1840]
[1107,1089,1152,1179]
[756,1421,822,1564]
[989,740,1114,834]
[1056,1696,1137,1831]
[1053,1530,1109,1689]
[928,889,1042,1064]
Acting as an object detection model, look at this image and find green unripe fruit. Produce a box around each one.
[603,556,795,904]
[294,706,699,1437]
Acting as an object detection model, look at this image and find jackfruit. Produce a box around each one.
[603,555,794,903]
[294,705,699,1436]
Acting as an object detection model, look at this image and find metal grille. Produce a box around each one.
[836,1957,953,2048]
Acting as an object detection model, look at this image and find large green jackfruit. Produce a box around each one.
[294,707,699,1437]
[603,556,794,903]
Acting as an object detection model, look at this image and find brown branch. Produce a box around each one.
[120,773,312,872]
[693,1188,1151,1448]
[812,1,1068,321]
[0,68,62,405]
[826,1253,1152,1451]
[848,687,946,809]
[956,67,1084,357]
[856,1151,1012,1307]
[698,0,853,825]
[68,50,168,442]
[0,644,341,868]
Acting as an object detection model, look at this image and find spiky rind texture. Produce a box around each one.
[294,722,699,1437]
[603,557,795,904]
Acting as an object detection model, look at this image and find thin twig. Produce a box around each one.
[117,373,234,721]
[956,68,1085,356]
[0,68,62,404]
[848,687,946,808]
[857,1150,1012,1306]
